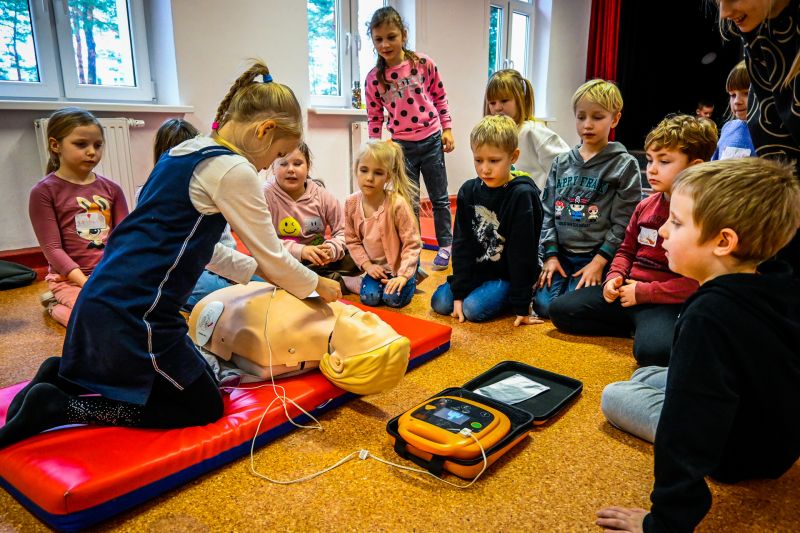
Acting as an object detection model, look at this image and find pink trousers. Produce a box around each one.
[45,275,82,327]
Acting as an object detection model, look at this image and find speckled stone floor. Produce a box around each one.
[0,250,797,532]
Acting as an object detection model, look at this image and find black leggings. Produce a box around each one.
[549,286,680,367]
[13,357,223,429]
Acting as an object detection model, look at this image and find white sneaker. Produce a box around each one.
[40,290,56,308]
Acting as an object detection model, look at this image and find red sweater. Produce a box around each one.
[606,192,698,304]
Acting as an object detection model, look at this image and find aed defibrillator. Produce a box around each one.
[397,396,511,460]
[387,361,583,479]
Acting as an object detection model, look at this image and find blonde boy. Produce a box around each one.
[535,79,641,317]
[550,115,717,367]
[431,115,543,326]
[597,158,800,533]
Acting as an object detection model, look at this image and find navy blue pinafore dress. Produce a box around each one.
[60,145,233,405]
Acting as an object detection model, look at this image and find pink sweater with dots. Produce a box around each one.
[365,52,452,142]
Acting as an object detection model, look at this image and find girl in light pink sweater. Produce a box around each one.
[345,140,421,308]
[266,142,359,292]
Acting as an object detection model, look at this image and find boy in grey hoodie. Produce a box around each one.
[534,79,641,317]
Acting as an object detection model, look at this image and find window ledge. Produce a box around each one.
[309,106,366,117]
[0,100,193,113]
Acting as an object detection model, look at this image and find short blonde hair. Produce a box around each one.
[484,69,534,125]
[645,114,719,162]
[673,158,800,263]
[572,79,623,114]
[470,115,519,154]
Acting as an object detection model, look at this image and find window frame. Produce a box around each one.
[0,0,155,102]
[488,0,535,79]
[307,0,389,108]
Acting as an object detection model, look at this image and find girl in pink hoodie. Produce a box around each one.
[265,142,358,292]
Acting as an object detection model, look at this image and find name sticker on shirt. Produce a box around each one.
[637,227,658,247]
[75,212,106,231]
[720,146,752,160]
[195,301,224,346]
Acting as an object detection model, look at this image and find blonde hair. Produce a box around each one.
[714,0,800,88]
[673,158,800,263]
[45,107,103,174]
[212,60,302,160]
[484,69,534,125]
[644,114,719,162]
[354,140,418,210]
[572,79,623,114]
[368,7,419,90]
[470,115,519,154]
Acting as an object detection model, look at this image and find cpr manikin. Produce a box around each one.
[188,282,410,395]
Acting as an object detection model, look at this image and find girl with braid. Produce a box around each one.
[0,61,342,448]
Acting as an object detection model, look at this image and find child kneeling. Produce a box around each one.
[431,115,543,326]
[549,115,717,366]
[596,158,800,532]
[344,140,421,308]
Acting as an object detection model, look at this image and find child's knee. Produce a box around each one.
[633,340,670,368]
[533,292,552,318]
[461,299,492,322]
[383,290,410,308]
[360,291,382,307]
[600,382,627,421]
[430,283,454,315]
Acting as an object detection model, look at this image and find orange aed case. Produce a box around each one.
[397,396,511,460]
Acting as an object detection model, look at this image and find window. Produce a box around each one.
[488,0,534,78]
[308,0,387,107]
[0,0,154,101]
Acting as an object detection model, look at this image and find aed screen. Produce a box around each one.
[433,407,470,425]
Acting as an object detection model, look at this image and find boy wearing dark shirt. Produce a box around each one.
[431,115,543,326]
[596,158,800,532]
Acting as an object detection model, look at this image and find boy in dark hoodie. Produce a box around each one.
[431,115,543,326]
[596,158,800,533]
[534,79,641,317]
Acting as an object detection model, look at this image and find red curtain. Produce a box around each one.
[585,0,622,81]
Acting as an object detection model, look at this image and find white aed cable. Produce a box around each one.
[225,287,488,487]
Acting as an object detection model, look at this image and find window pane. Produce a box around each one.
[308,0,340,97]
[358,0,384,88]
[488,4,503,78]
[0,0,39,82]
[510,11,529,77]
[66,0,135,87]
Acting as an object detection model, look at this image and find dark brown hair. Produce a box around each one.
[368,7,419,90]
[46,107,103,173]
[153,118,199,164]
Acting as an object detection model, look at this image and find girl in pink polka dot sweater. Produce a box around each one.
[365,6,454,271]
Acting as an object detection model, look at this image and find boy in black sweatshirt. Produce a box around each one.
[596,158,800,533]
[430,115,543,326]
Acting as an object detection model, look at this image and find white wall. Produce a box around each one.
[0,0,590,251]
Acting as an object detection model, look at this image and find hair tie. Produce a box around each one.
[262,74,273,83]
[211,121,219,131]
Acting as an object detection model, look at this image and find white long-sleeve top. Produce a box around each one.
[170,137,317,297]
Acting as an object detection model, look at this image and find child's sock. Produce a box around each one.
[0,383,69,448]
[6,357,63,421]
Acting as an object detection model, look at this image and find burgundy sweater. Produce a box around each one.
[605,192,698,304]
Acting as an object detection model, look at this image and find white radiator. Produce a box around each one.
[34,117,145,210]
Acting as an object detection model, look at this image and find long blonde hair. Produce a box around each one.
[212,60,302,160]
[484,69,535,125]
[354,140,418,212]
[714,0,800,88]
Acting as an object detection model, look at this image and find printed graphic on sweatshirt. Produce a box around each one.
[75,195,111,249]
[473,205,505,262]
[278,216,302,242]
[553,174,610,228]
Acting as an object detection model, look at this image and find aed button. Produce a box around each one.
[470,422,482,429]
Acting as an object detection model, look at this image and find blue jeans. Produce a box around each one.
[360,273,416,308]
[534,252,604,318]
[601,366,667,443]
[431,279,511,322]
[396,131,453,248]
[184,270,266,311]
